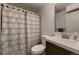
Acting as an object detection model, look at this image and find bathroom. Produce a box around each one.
[0,3,79,55]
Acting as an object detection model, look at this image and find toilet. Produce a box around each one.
[31,37,46,55]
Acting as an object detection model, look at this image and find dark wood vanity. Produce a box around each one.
[46,41,77,55]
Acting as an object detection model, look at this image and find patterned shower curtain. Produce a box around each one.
[0,4,2,54]
[26,11,41,54]
[0,4,41,55]
[1,4,26,55]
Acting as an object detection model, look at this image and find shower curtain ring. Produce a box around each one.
[1,4,4,6]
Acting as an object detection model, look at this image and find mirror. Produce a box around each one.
[55,3,67,32]
[55,3,79,33]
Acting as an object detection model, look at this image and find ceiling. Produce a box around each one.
[9,3,71,13]
[9,3,46,13]
[9,3,71,8]
[22,3,46,8]
[55,3,71,12]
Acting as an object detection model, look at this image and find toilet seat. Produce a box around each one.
[31,44,45,55]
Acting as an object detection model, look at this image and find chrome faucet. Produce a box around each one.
[62,32,69,39]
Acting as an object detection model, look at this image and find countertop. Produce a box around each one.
[42,35,79,54]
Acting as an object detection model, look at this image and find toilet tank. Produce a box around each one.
[41,37,46,46]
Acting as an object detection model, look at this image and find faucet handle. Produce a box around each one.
[74,32,78,40]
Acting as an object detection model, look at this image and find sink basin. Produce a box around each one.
[47,36,78,48]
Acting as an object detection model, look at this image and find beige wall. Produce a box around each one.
[41,3,55,36]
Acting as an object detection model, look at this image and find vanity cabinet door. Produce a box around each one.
[46,42,56,55]
[46,41,76,55]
